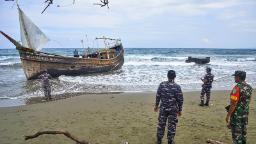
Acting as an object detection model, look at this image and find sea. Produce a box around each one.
[0,48,255,107]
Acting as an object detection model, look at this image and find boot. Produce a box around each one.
[205,101,209,106]
[157,137,162,144]
[199,100,204,106]
[168,139,175,144]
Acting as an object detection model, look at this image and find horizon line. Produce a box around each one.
[1,47,256,50]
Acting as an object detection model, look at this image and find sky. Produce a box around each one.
[0,0,256,48]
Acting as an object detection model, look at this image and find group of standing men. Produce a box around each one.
[154,68,253,144]
[37,67,253,144]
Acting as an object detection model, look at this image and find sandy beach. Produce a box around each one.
[0,90,255,144]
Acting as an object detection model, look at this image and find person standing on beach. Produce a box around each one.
[200,67,214,106]
[38,71,52,100]
[226,71,253,144]
[154,70,183,144]
[73,49,79,57]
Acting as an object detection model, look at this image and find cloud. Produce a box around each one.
[231,20,256,32]
[2,0,253,28]
[202,37,210,44]
[110,0,242,17]
[1,0,256,48]
[218,10,247,20]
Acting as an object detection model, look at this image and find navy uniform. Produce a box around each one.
[200,67,214,106]
[38,71,52,100]
[155,70,184,144]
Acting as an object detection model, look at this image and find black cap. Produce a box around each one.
[232,70,246,80]
[206,67,211,72]
[167,70,176,79]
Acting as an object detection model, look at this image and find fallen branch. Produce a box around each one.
[206,139,225,144]
[25,130,89,144]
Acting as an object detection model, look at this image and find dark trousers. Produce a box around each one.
[157,109,178,144]
[231,123,247,144]
[200,85,211,102]
[43,85,51,100]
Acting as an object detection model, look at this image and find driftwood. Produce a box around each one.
[206,139,225,144]
[25,130,89,144]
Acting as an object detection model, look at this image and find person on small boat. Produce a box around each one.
[38,71,52,100]
[73,49,79,57]
[199,67,214,106]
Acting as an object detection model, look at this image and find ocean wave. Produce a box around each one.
[125,55,187,60]
[223,57,256,62]
[0,62,22,68]
[0,96,20,100]
[0,53,19,57]
[151,57,171,62]
[237,57,256,62]
[0,56,21,68]
[151,57,187,62]
[124,61,193,66]
[0,48,256,106]
[0,56,20,61]
[125,55,158,61]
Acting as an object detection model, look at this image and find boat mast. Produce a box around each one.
[81,34,91,56]
[85,34,90,54]
[95,37,121,48]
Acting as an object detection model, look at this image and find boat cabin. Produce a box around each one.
[185,56,210,64]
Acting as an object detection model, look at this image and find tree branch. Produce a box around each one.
[93,0,109,8]
[25,130,89,144]
[206,139,225,144]
[41,0,53,14]
[5,0,110,13]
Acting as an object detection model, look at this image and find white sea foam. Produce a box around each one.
[0,62,20,66]
[0,56,21,67]
[0,48,256,107]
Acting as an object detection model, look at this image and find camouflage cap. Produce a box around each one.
[232,70,246,80]
[232,70,245,76]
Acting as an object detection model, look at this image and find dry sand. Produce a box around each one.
[0,90,255,144]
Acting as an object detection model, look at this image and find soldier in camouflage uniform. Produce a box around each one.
[200,67,214,106]
[226,71,253,144]
[154,70,184,144]
[38,71,52,100]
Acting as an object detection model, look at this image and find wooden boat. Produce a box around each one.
[0,7,124,80]
[185,56,210,64]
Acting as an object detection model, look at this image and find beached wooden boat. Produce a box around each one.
[185,56,210,64]
[0,7,124,80]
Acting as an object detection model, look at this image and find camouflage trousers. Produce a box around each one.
[43,85,51,100]
[200,85,211,102]
[231,123,247,144]
[157,109,178,144]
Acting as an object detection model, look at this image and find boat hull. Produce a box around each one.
[18,45,124,80]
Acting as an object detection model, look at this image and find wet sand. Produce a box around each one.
[0,90,255,144]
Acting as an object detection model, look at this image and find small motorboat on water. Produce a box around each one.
[185,56,210,64]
